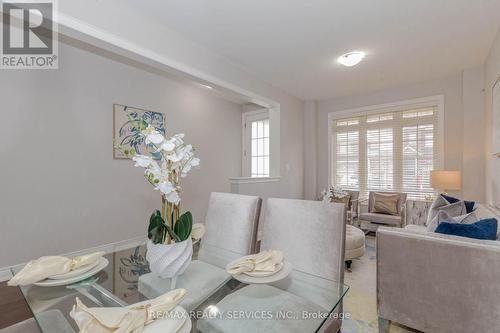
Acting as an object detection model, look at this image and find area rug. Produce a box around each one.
[341,235,420,333]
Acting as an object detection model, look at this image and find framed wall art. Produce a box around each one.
[113,104,166,159]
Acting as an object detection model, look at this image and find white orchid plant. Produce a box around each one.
[115,112,200,245]
[321,186,348,202]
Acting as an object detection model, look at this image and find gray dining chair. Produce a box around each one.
[138,192,262,311]
[197,198,346,333]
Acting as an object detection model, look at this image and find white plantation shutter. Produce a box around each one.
[332,106,439,199]
[367,128,393,192]
[335,131,359,189]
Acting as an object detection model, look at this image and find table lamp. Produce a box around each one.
[430,170,461,194]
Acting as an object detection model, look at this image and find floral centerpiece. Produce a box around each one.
[321,186,348,202]
[115,111,201,278]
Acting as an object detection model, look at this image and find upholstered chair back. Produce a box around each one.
[368,191,407,214]
[199,192,262,267]
[261,198,346,282]
[347,190,359,203]
[347,190,360,215]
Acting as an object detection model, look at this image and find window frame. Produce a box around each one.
[242,109,271,178]
[328,95,445,199]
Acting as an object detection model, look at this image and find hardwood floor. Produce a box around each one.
[0,282,35,330]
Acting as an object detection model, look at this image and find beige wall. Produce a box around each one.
[485,29,500,208]
[306,71,487,202]
[0,41,244,267]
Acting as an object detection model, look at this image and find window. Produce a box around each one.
[243,110,270,177]
[366,128,393,191]
[335,131,359,188]
[331,106,440,199]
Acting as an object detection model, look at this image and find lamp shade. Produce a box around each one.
[430,171,461,191]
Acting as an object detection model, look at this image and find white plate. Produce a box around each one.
[48,260,100,280]
[243,261,284,277]
[34,258,108,287]
[142,306,191,333]
[228,261,293,284]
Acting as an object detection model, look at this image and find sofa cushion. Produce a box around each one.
[469,205,500,240]
[426,210,479,232]
[435,219,498,240]
[427,195,449,223]
[441,194,475,214]
[360,212,401,225]
[427,196,466,226]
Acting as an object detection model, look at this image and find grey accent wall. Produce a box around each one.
[0,41,243,267]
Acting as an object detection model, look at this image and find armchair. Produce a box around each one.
[359,192,407,230]
[346,190,359,225]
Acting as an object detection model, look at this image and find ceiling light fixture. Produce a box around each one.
[337,51,366,67]
[201,84,213,89]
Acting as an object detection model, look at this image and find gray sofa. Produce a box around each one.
[377,204,500,333]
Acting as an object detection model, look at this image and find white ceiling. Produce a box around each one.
[124,0,500,101]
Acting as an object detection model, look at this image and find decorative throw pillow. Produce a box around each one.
[441,194,475,214]
[435,218,498,240]
[372,193,399,215]
[426,195,466,226]
[331,194,351,210]
[426,210,479,232]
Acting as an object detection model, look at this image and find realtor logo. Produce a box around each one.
[1,0,58,69]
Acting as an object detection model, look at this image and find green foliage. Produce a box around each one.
[174,212,193,241]
[147,210,193,244]
[147,210,165,244]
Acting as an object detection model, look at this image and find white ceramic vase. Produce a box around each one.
[146,238,193,279]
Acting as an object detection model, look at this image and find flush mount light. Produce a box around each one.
[337,51,366,67]
[201,84,213,89]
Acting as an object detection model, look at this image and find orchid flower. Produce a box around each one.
[160,139,176,152]
[156,181,175,195]
[181,157,200,177]
[143,125,164,145]
[165,190,181,205]
[122,119,198,207]
[132,155,153,168]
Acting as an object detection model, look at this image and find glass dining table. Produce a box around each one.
[11,238,349,333]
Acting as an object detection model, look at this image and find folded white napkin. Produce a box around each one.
[70,289,187,333]
[8,252,105,286]
[226,250,284,275]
